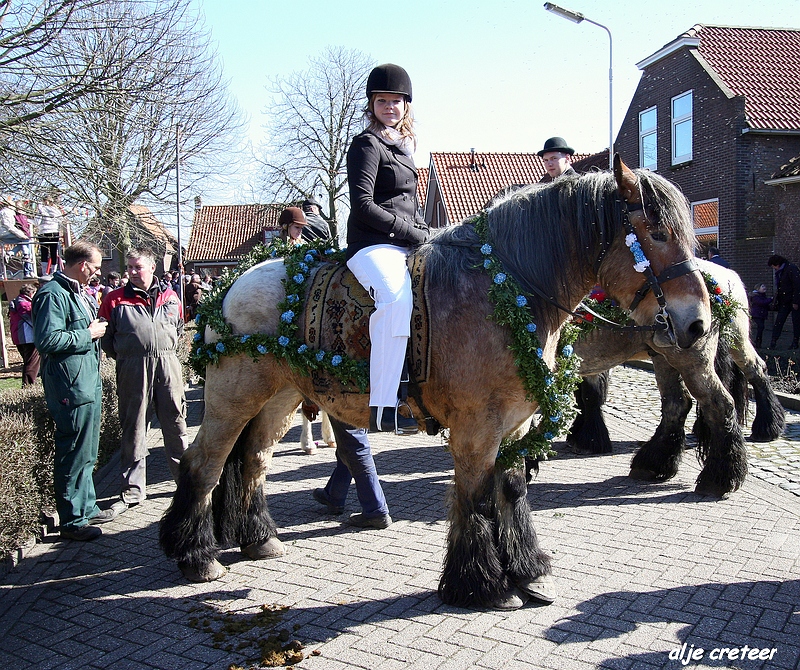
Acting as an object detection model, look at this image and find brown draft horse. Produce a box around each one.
[160,157,710,610]
[567,259,784,493]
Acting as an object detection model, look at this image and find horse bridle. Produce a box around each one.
[506,199,698,335]
[618,201,699,333]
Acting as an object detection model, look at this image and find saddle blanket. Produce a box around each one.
[301,254,430,393]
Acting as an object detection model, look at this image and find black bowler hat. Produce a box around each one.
[537,136,575,156]
[366,63,412,102]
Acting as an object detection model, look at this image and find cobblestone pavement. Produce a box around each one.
[1,366,799,670]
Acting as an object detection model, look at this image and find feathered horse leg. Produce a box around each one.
[566,372,612,454]
[629,354,692,482]
[438,418,552,610]
[159,357,297,581]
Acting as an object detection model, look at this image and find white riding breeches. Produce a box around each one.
[347,244,412,408]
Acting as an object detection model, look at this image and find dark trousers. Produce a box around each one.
[322,418,389,517]
[38,232,59,266]
[46,384,102,529]
[771,304,800,346]
[16,343,40,386]
[751,317,766,347]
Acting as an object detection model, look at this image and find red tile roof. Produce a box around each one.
[687,25,800,131]
[692,200,719,230]
[417,167,429,209]
[429,151,599,224]
[187,204,282,262]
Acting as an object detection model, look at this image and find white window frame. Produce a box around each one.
[691,198,719,241]
[671,90,693,165]
[639,106,658,170]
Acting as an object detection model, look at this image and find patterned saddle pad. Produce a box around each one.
[301,254,430,393]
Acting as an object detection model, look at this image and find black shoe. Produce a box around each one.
[312,488,344,515]
[60,525,102,541]
[369,406,418,435]
[88,507,119,525]
[345,513,392,529]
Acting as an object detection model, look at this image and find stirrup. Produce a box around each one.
[394,400,418,435]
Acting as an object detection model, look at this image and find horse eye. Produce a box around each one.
[650,230,668,243]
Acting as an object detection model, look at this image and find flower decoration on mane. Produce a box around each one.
[473,212,582,468]
[189,238,369,392]
[625,232,651,273]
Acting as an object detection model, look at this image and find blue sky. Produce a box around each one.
[194,0,798,203]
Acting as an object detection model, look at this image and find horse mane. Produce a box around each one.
[420,169,694,328]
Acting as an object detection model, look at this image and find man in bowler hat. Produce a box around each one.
[538,136,575,180]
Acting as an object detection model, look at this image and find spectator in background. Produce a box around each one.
[749,283,772,349]
[102,272,121,300]
[8,284,40,386]
[300,197,331,241]
[278,207,307,245]
[34,195,63,276]
[99,247,188,516]
[31,241,112,541]
[1,195,32,277]
[768,254,800,350]
[184,273,203,322]
[85,276,102,306]
[14,200,36,278]
[707,246,730,268]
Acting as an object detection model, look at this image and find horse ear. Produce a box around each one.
[613,154,640,203]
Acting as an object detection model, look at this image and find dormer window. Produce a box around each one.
[671,91,692,165]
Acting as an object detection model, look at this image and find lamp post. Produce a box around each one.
[175,124,184,313]
[543,2,614,170]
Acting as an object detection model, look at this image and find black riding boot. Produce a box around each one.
[369,406,418,435]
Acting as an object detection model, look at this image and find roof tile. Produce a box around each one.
[187,204,282,262]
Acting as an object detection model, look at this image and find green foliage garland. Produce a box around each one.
[189,239,369,392]
[473,214,582,468]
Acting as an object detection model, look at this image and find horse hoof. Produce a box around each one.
[629,467,659,481]
[302,444,318,455]
[179,559,227,583]
[516,575,557,604]
[242,536,286,560]
[694,483,731,499]
[325,441,337,449]
[490,587,529,611]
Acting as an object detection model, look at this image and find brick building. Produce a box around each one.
[614,25,800,291]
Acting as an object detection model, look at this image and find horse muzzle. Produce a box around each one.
[652,307,708,350]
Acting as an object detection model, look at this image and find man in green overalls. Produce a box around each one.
[32,240,114,541]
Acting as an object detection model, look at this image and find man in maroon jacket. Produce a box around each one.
[99,248,188,516]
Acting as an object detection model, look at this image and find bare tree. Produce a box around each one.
[11,0,244,260]
[259,46,374,237]
[0,0,146,136]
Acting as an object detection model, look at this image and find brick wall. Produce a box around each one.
[615,47,800,292]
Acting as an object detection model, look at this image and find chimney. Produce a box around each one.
[194,195,202,210]
[470,148,478,172]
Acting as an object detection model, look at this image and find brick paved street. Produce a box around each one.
[1,366,799,670]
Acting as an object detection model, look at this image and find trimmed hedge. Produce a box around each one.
[0,359,121,560]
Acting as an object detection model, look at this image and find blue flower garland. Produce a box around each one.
[189,239,369,392]
[473,214,582,468]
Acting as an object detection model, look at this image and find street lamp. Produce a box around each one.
[544,2,614,170]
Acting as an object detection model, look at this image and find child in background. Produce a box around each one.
[749,283,773,348]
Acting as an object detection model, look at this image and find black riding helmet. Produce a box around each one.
[366,63,412,102]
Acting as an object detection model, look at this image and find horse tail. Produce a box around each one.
[750,376,786,441]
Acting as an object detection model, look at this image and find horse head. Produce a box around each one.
[599,155,710,349]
